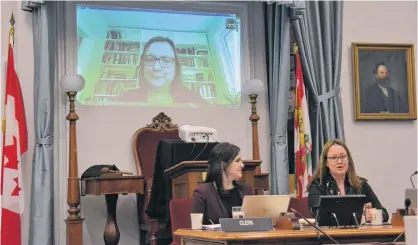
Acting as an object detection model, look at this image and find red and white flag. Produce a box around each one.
[0,28,28,245]
[294,44,312,199]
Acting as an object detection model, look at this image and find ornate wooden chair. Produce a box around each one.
[133,112,179,245]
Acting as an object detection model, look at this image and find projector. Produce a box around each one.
[179,125,217,143]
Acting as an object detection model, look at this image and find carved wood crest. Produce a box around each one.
[146,112,178,131]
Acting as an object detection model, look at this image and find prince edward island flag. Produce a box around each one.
[294,44,312,199]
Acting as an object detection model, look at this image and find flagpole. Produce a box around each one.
[9,12,15,45]
[293,42,313,199]
[292,42,298,196]
[3,13,15,134]
[2,12,29,245]
[1,11,15,199]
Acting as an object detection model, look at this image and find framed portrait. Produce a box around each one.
[352,43,416,120]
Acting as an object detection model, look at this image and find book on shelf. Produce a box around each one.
[105,41,140,52]
[102,53,139,65]
[198,84,216,98]
[176,46,209,56]
[107,30,122,40]
[100,67,139,80]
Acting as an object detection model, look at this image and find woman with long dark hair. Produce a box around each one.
[118,36,206,105]
[191,142,253,224]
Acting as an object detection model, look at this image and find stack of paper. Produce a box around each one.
[202,224,221,230]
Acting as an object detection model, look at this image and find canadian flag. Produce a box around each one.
[0,33,28,245]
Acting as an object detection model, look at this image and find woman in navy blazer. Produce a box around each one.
[191,142,253,224]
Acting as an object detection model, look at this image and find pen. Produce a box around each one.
[209,219,215,225]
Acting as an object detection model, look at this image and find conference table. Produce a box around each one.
[174,225,404,245]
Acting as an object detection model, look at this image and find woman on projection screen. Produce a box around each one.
[118,36,207,106]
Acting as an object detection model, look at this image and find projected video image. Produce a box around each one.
[76,5,241,108]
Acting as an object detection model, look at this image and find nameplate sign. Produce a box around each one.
[219,218,273,232]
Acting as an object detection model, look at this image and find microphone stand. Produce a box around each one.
[410,171,417,188]
[392,171,416,244]
[392,231,404,243]
[290,208,339,244]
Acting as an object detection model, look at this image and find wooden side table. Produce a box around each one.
[81,175,145,245]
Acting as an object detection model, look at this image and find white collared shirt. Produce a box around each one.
[378,84,389,97]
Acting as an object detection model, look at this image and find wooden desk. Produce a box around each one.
[81,175,145,245]
[174,226,404,245]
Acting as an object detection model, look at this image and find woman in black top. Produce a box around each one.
[307,139,389,223]
[191,142,253,224]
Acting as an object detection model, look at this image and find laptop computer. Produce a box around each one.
[242,195,291,225]
[405,188,417,210]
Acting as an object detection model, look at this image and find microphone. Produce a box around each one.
[410,171,417,188]
[405,198,411,216]
[290,208,339,244]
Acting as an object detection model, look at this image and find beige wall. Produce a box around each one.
[0,1,34,244]
[341,0,417,215]
[0,1,416,244]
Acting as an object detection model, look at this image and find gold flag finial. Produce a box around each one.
[293,43,298,54]
[9,12,15,45]
[10,12,15,26]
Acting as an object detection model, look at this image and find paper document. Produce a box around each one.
[202,224,221,230]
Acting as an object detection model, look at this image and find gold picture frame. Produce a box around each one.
[352,43,416,120]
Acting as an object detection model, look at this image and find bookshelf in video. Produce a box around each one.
[96,27,218,103]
